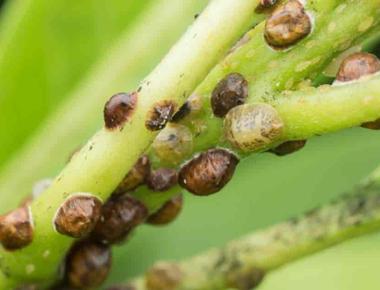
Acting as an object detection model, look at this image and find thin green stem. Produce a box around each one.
[127,174,380,290]
[0,0,262,285]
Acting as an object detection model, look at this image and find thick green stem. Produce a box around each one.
[0,0,210,212]
[127,174,380,290]
[0,0,262,285]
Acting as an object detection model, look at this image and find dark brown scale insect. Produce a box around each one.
[54,194,102,238]
[146,100,176,131]
[226,267,266,290]
[171,102,191,122]
[211,73,248,118]
[104,92,138,130]
[178,149,239,196]
[145,262,183,290]
[0,206,33,250]
[113,155,151,195]
[66,240,111,289]
[269,140,306,156]
[362,119,380,130]
[147,194,183,225]
[335,52,380,129]
[92,194,148,244]
[264,0,311,48]
[256,0,279,13]
[146,168,178,192]
[336,52,380,82]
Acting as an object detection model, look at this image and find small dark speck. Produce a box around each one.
[89,145,93,151]
[194,13,200,19]
[137,86,142,92]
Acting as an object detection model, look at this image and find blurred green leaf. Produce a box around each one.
[0,0,151,168]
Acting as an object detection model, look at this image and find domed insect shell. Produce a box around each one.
[92,194,148,244]
[147,194,184,226]
[152,123,193,166]
[53,193,102,238]
[113,155,151,195]
[0,206,34,250]
[145,262,183,290]
[264,0,312,49]
[178,148,240,196]
[65,240,112,289]
[224,103,284,153]
[334,52,380,129]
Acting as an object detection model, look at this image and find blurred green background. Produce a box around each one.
[0,0,380,289]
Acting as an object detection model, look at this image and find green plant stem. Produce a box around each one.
[127,173,380,290]
[155,0,380,163]
[0,0,263,286]
[0,0,210,213]
[134,72,380,214]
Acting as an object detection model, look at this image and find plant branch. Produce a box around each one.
[0,0,263,286]
[126,174,380,290]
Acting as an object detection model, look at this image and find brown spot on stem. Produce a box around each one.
[145,262,183,290]
[92,194,148,244]
[336,52,380,82]
[224,104,284,152]
[362,118,380,130]
[211,73,248,118]
[113,155,151,195]
[104,92,138,130]
[54,194,102,238]
[0,206,33,250]
[147,194,183,225]
[226,267,266,290]
[270,140,306,156]
[179,149,239,196]
[146,168,178,192]
[264,0,311,49]
[66,240,111,289]
[146,101,176,131]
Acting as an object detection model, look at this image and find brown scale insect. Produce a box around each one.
[336,52,380,82]
[270,140,307,156]
[146,168,178,192]
[0,206,34,250]
[113,155,151,195]
[178,149,239,196]
[211,73,248,118]
[264,0,312,49]
[256,0,279,13]
[145,262,183,290]
[146,100,176,131]
[171,102,191,122]
[224,103,284,152]
[66,240,112,289]
[92,194,148,244]
[226,267,266,290]
[153,124,193,166]
[54,194,102,238]
[104,92,138,130]
[147,194,183,225]
[335,52,380,129]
